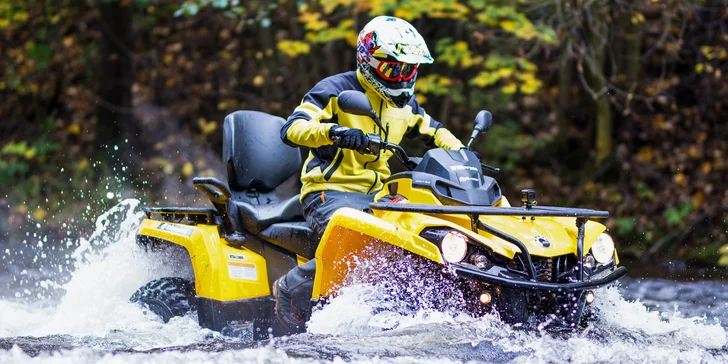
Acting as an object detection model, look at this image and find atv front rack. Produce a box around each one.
[369,203,609,282]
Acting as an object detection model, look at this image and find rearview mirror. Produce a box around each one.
[474,110,493,133]
[337,90,375,117]
[467,110,493,149]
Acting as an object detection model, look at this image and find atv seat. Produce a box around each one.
[230,195,305,234]
[259,222,317,259]
[229,196,317,258]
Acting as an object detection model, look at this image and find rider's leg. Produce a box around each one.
[301,190,375,241]
[273,191,374,333]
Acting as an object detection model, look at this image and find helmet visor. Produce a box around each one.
[372,58,419,82]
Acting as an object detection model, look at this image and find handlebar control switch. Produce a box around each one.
[521,189,537,209]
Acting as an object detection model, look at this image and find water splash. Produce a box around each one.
[0,200,726,362]
[0,199,207,349]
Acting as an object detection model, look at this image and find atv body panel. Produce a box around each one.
[137,219,271,301]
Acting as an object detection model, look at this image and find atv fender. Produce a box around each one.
[311,208,444,299]
[137,219,270,301]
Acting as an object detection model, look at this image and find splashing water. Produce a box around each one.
[0,199,208,349]
[0,200,726,363]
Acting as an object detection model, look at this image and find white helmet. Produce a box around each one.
[356,16,433,108]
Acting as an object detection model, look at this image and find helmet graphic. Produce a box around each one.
[356,16,433,108]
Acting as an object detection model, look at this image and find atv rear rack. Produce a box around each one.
[143,207,218,225]
[369,203,609,283]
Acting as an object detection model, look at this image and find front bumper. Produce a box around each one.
[451,263,627,291]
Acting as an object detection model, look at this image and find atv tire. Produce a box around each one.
[130,277,196,323]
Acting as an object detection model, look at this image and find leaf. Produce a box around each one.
[182,162,194,177]
[33,208,47,222]
[212,0,228,8]
[499,20,518,31]
[277,40,311,57]
[614,217,636,235]
[502,82,517,94]
[175,2,199,17]
[197,118,217,135]
[470,71,502,87]
[28,43,52,69]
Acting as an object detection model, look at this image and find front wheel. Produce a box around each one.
[130,277,196,322]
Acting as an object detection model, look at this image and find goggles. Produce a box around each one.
[371,58,419,82]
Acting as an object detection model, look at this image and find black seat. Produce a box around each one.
[230,194,305,234]
[259,221,317,259]
[222,110,309,236]
[223,110,303,204]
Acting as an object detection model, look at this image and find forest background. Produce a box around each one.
[1,0,727,268]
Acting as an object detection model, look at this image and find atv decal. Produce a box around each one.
[534,235,551,248]
[158,223,194,237]
[227,261,258,281]
[450,165,479,172]
[228,254,245,260]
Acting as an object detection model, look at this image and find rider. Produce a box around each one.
[274,16,464,333]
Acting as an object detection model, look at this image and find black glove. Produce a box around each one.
[330,126,368,151]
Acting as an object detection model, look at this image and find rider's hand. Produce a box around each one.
[330,126,368,151]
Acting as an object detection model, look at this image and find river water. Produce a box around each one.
[0,199,726,363]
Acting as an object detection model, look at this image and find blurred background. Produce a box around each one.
[0,0,726,269]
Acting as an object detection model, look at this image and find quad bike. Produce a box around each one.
[131,91,626,339]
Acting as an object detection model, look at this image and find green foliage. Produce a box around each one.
[0,137,59,184]
[276,0,555,97]
[174,0,236,17]
[477,120,551,171]
[636,182,656,201]
[614,217,637,235]
[3,0,727,267]
[663,202,693,227]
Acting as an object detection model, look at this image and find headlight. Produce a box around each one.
[441,231,469,263]
[591,233,615,264]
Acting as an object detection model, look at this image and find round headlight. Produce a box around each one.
[591,233,615,264]
[441,231,468,263]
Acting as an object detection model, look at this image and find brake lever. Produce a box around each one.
[481,163,500,174]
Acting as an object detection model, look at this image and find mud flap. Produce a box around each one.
[496,287,529,324]
[562,290,588,328]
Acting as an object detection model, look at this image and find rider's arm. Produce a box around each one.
[405,99,464,150]
[281,81,338,148]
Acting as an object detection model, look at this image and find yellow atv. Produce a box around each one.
[131,91,626,339]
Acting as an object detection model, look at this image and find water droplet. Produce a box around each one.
[106,192,115,199]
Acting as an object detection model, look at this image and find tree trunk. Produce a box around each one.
[97,0,133,152]
[623,3,643,86]
[585,4,612,164]
[557,42,573,146]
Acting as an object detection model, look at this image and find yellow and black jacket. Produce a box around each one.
[281,70,463,200]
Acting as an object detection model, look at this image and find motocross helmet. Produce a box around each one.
[356,16,433,108]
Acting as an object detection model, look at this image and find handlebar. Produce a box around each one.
[334,133,499,173]
[333,133,416,170]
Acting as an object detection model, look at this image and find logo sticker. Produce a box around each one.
[396,43,428,56]
[534,235,550,248]
[450,165,479,172]
[158,223,194,237]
